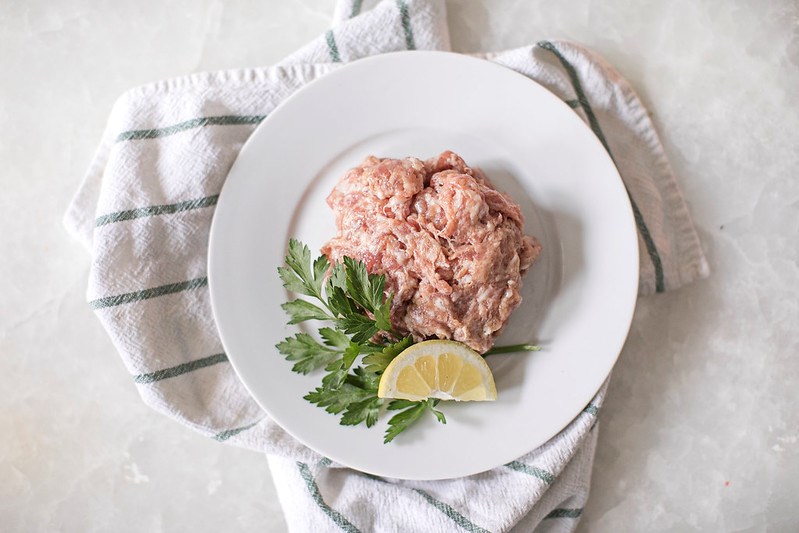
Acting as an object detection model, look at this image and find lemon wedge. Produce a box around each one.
[377,340,497,402]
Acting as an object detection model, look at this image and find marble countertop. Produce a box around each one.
[2,1,797,531]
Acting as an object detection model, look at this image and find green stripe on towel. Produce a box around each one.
[583,403,599,416]
[297,462,362,533]
[133,353,228,384]
[89,277,208,310]
[537,40,666,293]
[545,508,583,519]
[116,115,265,142]
[504,461,556,484]
[326,30,342,63]
[411,489,491,533]
[213,420,261,442]
[359,472,490,533]
[95,194,219,226]
[350,0,363,18]
[396,0,416,50]
[628,195,666,292]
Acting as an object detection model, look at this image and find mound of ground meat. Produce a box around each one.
[321,151,541,353]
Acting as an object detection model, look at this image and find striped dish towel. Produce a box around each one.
[64,0,708,531]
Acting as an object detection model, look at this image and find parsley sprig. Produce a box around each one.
[276,239,444,442]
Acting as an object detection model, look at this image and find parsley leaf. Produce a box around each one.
[327,286,357,320]
[325,261,347,296]
[384,399,447,443]
[305,368,383,427]
[428,399,447,424]
[341,397,382,427]
[319,327,350,350]
[386,399,418,410]
[373,293,393,333]
[350,366,381,391]
[278,266,309,296]
[343,256,373,312]
[342,256,392,318]
[342,342,361,370]
[367,269,386,312]
[279,239,328,301]
[313,255,330,291]
[322,359,348,391]
[384,401,427,443]
[305,382,375,415]
[281,299,331,324]
[337,315,379,344]
[363,336,413,374]
[276,333,339,374]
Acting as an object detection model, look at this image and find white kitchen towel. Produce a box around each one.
[64,0,708,531]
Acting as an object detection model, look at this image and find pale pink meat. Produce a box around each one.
[321,151,541,353]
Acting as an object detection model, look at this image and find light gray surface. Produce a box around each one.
[2,1,797,531]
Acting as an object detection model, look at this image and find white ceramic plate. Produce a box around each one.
[208,51,638,480]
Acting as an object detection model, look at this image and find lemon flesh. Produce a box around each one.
[377,340,497,402]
